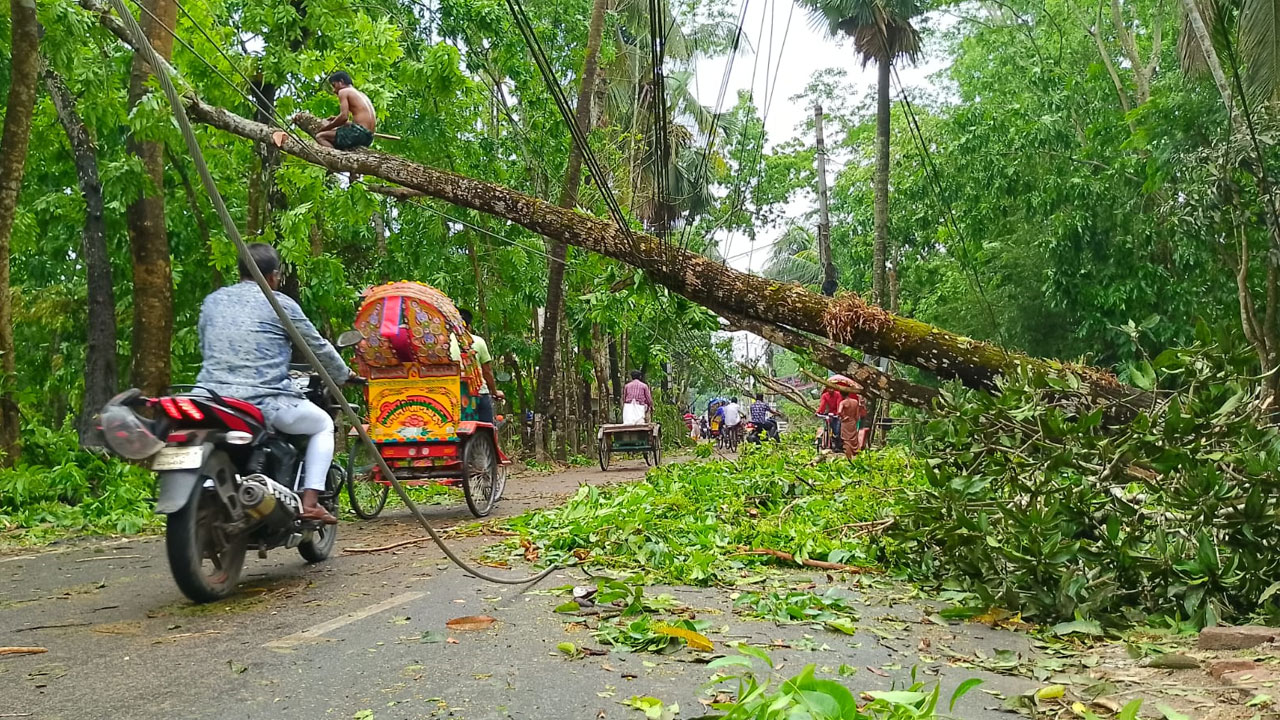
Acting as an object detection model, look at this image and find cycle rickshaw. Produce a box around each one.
[343,282,509,518]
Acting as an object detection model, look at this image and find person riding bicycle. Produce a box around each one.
[195,243,357,525]
[722,397,743,441]
[816,384,844,450]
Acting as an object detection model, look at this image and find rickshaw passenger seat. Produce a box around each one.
[379,296,417,362]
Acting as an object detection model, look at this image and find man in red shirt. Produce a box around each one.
[817,385,844,450]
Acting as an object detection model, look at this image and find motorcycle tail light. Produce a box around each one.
[175,397,204,420]
[159,397,183,420]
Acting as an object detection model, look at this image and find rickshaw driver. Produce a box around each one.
[195,243,358,525]
[449,309,504,424]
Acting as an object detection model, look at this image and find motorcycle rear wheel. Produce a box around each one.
[299,465,341,562]
[165,450,248,603]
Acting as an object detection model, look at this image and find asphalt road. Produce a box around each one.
[1,459,1037,720]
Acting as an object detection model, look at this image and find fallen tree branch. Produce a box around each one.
[722,308,939,410]
[735,547,881,574]
[0,647,48,656]
[739,363,816,413]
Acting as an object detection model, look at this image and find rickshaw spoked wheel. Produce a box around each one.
[597,435,610,471]
[346,439,390,520]
[461,432,499,518]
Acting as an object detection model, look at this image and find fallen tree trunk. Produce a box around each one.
[80,0,1148,411]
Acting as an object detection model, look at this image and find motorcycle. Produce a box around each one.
[744,420,779,445]
[99,333,363,603]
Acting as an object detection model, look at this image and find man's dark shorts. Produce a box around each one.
[475,394,495,425]
[334,124,374,150]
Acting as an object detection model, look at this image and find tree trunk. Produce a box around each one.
[246,74,279,236]
[872,57,892,307]
[608,335,622,406]
[178,100,1148,409]
[44,67,118,447]
[125,0,178,395]
[1179,0,1233,107]
[0,0,39,465]
[534,0,609,456]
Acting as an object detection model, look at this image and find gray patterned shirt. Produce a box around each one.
[195,282,350,422]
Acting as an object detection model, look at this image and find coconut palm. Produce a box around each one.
[762,226,823,286]
[798,0,921,307]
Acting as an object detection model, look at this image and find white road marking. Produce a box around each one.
[264,591,425,648]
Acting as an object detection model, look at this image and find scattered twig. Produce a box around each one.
[152,630,223,644]
[733,547,881,574]
[342,537,431,554]
[13,621,90,632]
[843,518,895,540]
[0,647,48,656]
[75,554,142,562]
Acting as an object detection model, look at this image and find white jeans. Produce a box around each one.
[270,401,334,492]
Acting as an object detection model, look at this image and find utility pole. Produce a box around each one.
[814,104,837,297]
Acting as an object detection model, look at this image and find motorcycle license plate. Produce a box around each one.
[152,446,204,471]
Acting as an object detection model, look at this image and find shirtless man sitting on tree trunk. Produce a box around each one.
[313,71,376,150]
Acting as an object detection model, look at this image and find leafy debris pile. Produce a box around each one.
[500,440,917,584]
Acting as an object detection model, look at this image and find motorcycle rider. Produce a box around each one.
[748,392,779,440]
[195,243,356,525]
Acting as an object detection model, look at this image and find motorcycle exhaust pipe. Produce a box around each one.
[238,474,302,526]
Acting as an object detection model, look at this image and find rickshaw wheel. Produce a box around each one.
[462,433,499,518]
[346,440,389,520]
[597,436,610,471]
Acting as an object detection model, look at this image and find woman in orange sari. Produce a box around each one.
[838,391,866,460]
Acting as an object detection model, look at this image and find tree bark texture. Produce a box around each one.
[534,0,610,451]
[44,67,119,447]
[124,0,177,395]
[0,0,40,465]
[872,57,891,307]
[82,0,1148,411]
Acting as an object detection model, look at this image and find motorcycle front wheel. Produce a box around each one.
[165,450,248,603]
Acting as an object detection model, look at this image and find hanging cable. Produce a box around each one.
[105,0,559,586]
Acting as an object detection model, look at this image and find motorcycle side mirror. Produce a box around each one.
[336,329,364,348]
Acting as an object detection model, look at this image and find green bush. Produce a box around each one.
[0,423,158,544]
[889,342,1280,627]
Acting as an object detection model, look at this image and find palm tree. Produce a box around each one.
[762,226,823,286]
[798,0,921,307]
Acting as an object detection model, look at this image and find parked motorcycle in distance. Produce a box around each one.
[99,331,363,603]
